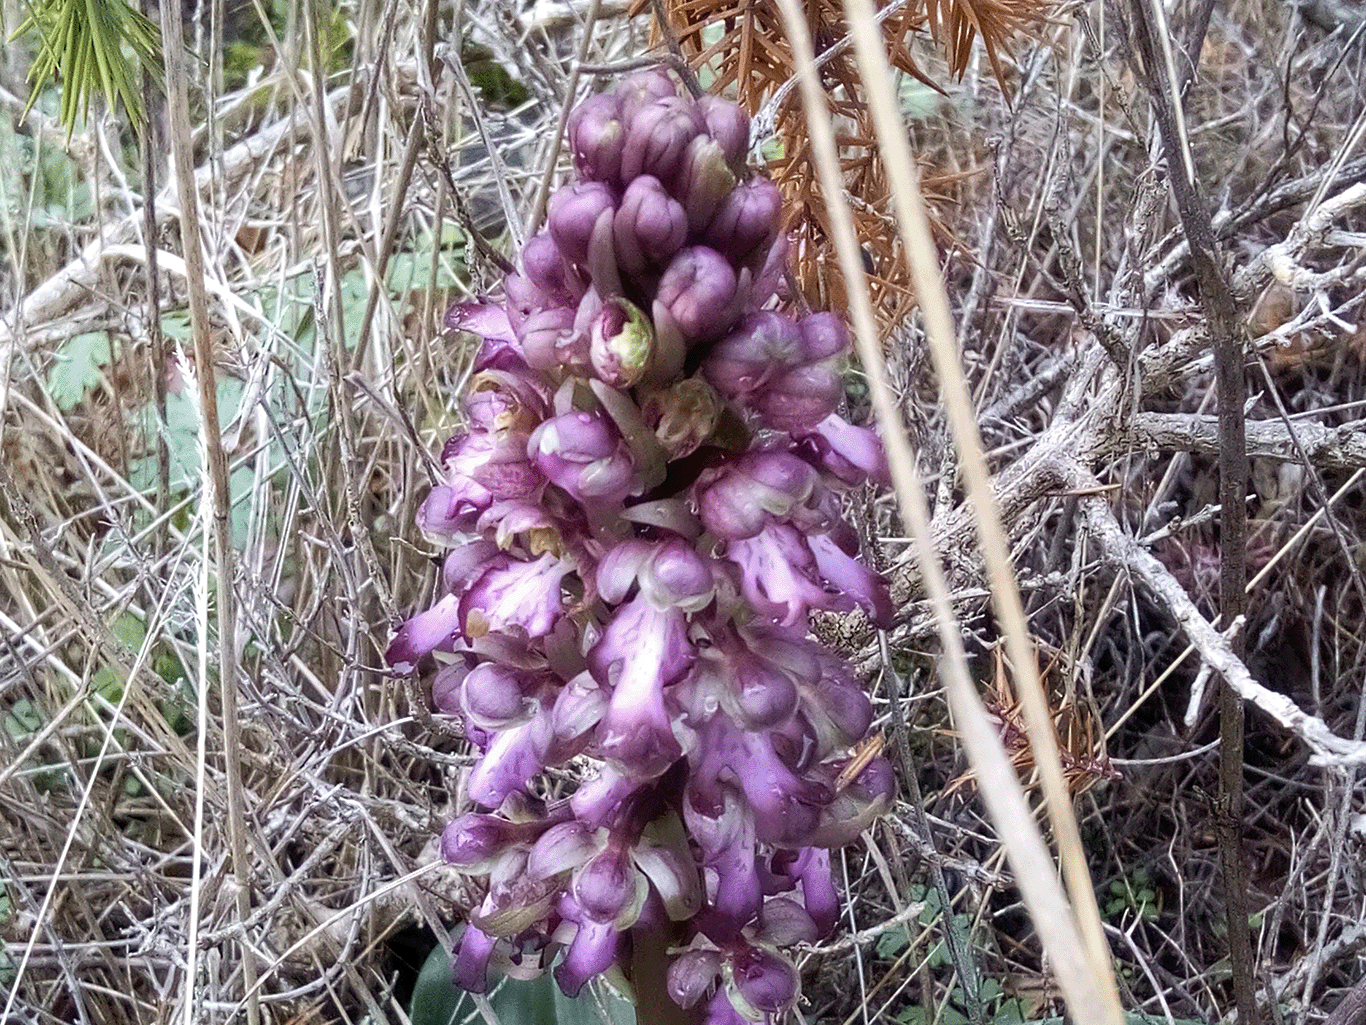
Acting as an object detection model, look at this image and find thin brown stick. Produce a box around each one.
[156,4,260,1024]
[1126,2,1257,1021]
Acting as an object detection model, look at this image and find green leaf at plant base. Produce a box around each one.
[411,932,636,1025]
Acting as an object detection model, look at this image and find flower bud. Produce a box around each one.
[703,311,802,400]
[798,311,851,361]
[810,755,896,847]
[676,135,738,232]
[572,843,648,926]
[756,896,821,945]
[695,94,751,169]
[527,820,601,879]
[655,246,742,346]
[530,410,639,504]
[621,97,703,186]
[548,181,616,267]
[441,813,526,871]
[617,69,680,120]
[643,377,723,459]
[696,452,821,541]
[517,304,585,371]
[755,364,844,434]
[568,92,626,185]
[614,174,689,277]
[726,944,800,1018]
[589,295,656,388]
[668,949,723,1008]
[460,663,541,729]
[521,231,580,303]
[704,176,782,269]
[431,663,468,716]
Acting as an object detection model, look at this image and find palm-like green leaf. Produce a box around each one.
[16,0,164,135]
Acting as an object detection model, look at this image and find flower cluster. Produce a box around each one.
[388,70,895,1024]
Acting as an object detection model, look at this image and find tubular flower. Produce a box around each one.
[389,70,894,1023]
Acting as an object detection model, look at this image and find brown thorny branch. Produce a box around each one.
[642,0,1053,331]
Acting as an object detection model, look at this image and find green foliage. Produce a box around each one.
[15,0,165,134]
[460,40,529,110]
[47,330,118,410]
[895,976,1030,1025]
[1104,866,1160,925]
[410,934,636,1025]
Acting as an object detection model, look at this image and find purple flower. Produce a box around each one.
[796,413,890,485]
[389,69,894,1016]
[589,595,692,776]
[530,409,640,504]
[460,552,569,640]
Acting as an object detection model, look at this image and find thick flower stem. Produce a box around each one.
[631,928,698,1025]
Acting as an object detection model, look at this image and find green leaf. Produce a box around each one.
[410,932,636,1025]
[47,330,117,410]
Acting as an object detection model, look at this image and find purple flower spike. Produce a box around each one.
[726,944,800,1019]
[614,175,689,277]
[549,181,617,267]
[655,246,743,346]
[530,410,639,504]
[390,70,895,1009]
